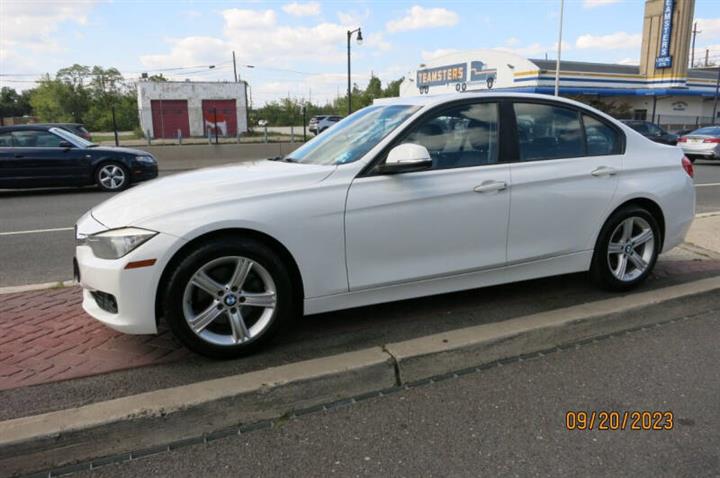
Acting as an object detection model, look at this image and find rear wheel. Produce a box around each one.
[590,206,660,291]
[162,237,296,358]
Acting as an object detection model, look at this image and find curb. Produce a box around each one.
[2,275,720,477]
[0,280,75,295]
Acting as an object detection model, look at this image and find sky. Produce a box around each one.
[1,0,719,105]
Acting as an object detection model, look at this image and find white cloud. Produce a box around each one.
[223,9,276,30]
[337,8,370,26]
[386,6,458,33]
[617,57,639,65]
[575,32,641,50]
[494,41,571,57]
[696,18,720,40]
[583,0,622,8]
[282,2,321,17]
[421,48,458,62]
[365,33,391,52]
[0,0,95,51]
[140,36,230,70]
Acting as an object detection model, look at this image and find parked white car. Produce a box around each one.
[75,93,695,357]
[308,115,343,135]
[678,126,720,162]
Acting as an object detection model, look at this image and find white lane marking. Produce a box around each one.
[0,226,73,236]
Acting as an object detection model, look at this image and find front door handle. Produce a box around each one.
[591,166,617,177]
[473,180,507,193]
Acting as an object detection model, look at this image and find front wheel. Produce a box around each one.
[96,162,129,191]
[590,207,660,291]
[161,237,296,358]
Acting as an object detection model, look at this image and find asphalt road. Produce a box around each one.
[75,309,720,478]
[1,162,719,288]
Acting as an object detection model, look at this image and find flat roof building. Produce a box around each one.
[137,81,248,139]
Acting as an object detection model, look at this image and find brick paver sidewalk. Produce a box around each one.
[0,287,188,391]
[1,258,719,392]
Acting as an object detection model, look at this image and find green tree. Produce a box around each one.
[0,87,32,118]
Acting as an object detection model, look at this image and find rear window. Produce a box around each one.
[692,127,720,136]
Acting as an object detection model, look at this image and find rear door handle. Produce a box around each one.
[473,180,507,193]
[591,166,617,177]
[14,154,24,158]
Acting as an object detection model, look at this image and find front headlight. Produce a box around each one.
[135,155,156,163]
[85,228,157,259]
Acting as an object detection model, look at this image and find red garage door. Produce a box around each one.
[151,100,190,139]
[202,100,237,137]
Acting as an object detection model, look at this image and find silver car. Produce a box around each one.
[678,126,720,162]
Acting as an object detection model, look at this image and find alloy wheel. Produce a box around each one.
[606,216,655,282]
[98,165,126,190]
[182,256,277,346]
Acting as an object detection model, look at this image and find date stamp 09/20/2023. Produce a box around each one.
[565,411,674,431]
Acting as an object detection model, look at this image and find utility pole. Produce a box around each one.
[232,51,238,82]
[691,22,701,68]
[705,48,710,68]
[713,64,720,125]
[554,0,564,96]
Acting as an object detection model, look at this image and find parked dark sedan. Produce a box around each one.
[0,125,157,191]
[32,123,92,141]
[620,120,678,145]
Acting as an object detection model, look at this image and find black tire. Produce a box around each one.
[161,236,297,358]
[95,161,130,192]
[590,206,661,291]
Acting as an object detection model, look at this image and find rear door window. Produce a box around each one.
[513,103,584,161]
[583,115,621,156]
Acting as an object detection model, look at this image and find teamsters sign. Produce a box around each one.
[655,0,674,69]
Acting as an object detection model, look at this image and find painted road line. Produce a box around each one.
[0,227,73,237]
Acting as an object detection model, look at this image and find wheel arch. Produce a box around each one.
[154,228,305,326]
[602,197,666,250]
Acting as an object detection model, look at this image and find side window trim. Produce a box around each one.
[361,99,502,177]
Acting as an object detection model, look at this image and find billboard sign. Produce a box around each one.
[655,0,674,69]
[416,63,467,89]
[416,60,497,94]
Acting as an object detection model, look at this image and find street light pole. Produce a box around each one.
[346,27,363,116]
[554,0,564,97]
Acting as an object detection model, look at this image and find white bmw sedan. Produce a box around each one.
[75,93,695,357]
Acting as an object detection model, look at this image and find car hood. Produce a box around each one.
[90,160,335,228]
[86,146,153,156]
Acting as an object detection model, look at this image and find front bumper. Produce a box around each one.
[131,161,159,182]
[76,214,184,334]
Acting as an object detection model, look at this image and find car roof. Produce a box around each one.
[375,92,608,110]
[0,124,55,132]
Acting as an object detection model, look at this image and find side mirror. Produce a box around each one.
[59,141,73,149]
[377,143,432,175]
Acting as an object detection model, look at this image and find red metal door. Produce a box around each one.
[202,100,237,137]
[151,100,190,139]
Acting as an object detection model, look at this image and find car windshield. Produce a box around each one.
[287,105,420,165]
[50,127,96,148]
[691,127,720,136]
